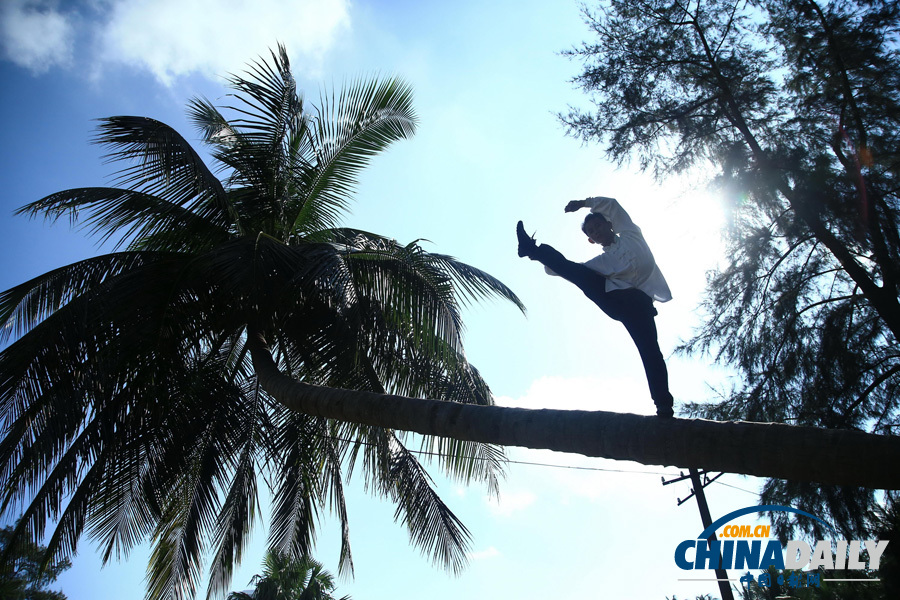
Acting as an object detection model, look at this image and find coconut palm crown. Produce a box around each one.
[0,45,524,600]
[227,551,349,600]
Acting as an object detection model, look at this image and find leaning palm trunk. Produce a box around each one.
[249,333,900,490]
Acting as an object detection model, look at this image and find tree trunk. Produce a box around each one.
[249,334,900,490]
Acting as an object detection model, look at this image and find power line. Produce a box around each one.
[387,442,681,476]
[318,432,762,488]
[496,457,677,476]
[709,479,759,496]
[406,443,764,484]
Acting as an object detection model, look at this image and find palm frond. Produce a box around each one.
[32,456,106,570]
[320,424,354,576]
[288,76,417,236]
[137,357,259,600]
[420,437,506,499]
[266,410,324,560]
[15,187,230,252]
[88,446,161,566]
[340,239,465,362]
[385,434,472,574]
[1,419,103,569]
[93,115,239,235]
[147,412,232,600]
[204,386,261,600]
[205,44,309,238]
[224,44,302,148]
[0,251,175,344]
[428,253,526,314]
[187,96,239,151]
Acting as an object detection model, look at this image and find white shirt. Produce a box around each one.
[547,196,672,302]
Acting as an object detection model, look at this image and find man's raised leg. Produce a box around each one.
[517,221,609,300]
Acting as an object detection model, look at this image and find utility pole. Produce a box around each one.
[663,468,735,600]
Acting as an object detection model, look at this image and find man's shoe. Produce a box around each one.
[517,221,537,258]
[656,405,674,418]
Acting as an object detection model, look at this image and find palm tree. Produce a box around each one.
[0,46,522,600]
[227,552,349,600]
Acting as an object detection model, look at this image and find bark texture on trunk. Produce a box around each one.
[249,334,900,489]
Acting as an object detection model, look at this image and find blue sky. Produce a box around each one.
[0,1,770,599]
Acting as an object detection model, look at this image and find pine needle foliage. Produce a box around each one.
[562,0,900,539]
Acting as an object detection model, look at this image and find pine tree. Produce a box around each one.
[561,0,900,539]
[0,523,71,600]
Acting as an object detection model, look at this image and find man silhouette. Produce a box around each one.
[517,196,674,417]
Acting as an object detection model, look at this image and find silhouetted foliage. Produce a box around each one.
[227,552,349,600]
[0,523,71,600]
[738,565,882,600]
[564,0,900,539]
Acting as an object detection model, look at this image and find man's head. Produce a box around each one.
[582,213,615,246]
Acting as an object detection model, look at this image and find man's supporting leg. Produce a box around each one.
[620,312,674,417]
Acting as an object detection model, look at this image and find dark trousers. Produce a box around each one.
[531,243,673,410]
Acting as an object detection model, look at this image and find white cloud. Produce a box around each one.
[0,0,76,73]
[1,0,351,84]
[98,0,351,85]
[495,374,654,415]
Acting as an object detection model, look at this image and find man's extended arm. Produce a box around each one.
[564,199,588,213]
[565,197,639,234]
